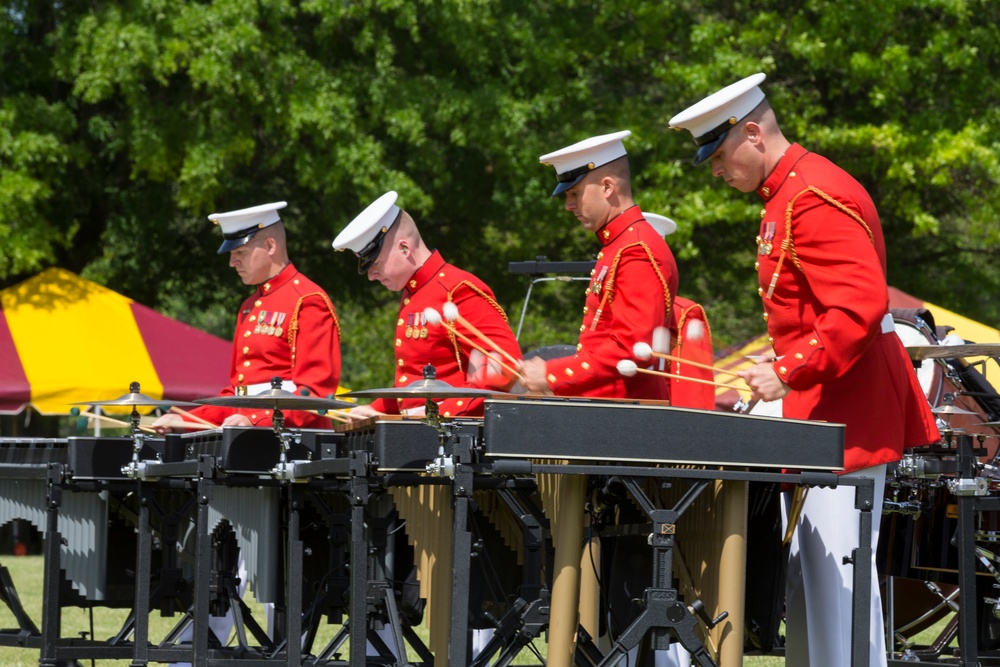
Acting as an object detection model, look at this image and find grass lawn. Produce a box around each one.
[0,555,952,665]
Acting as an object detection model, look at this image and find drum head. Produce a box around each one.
[748,398,782,418]
[893,317,944,406]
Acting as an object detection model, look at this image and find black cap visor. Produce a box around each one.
[217,227,262,254]
[550,162,595,197]
[693,133,726,166]
[356,226,389,274]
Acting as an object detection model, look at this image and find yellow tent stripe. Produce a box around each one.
[920,299,1000,389]
[1,268,164,415]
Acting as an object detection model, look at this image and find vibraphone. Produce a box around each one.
[0,397,882,667]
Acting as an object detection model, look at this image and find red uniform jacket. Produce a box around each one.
[545,207,678,399]
[369,251,521,418]
[756,144,938,472]
[666,296,715,410]
[188,264,341,429]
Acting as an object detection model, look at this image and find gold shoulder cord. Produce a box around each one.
[446,280,510,371]
[288,292,340,368]
[673,304,712,372]
[765,186,876,299]
[590,242,673,331]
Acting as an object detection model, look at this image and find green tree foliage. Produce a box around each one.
[2,0,999,390]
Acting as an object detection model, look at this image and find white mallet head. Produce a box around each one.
[633,341,653,360]
[652,326,671,353]
[442,301,459,322]
[616,359,638,377]
[687,319,705,341]
[423,307,442,325]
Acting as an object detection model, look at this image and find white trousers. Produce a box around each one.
[782,464,887,667]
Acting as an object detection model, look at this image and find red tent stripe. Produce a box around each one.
[0,307,31,413]
[129,302,231,402]
[887,286,925,310]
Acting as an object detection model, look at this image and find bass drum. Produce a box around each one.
[892,316,945,409]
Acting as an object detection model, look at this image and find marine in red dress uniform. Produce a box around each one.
[545,205,677,399]
[190,262,341,429]
[521,132,681,667]
[151,201,341,656]
[523,131,678,401]
[333,191,521,658]
[671,73,938,667]
[367,249,520,417]
[154,201,341,432]
[333,191,520,419]
[755,143,938,470]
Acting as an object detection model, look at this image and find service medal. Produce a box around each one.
[592,264,609,295]
[758,221,776,256]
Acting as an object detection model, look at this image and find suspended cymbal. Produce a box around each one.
[906,343,1000,361]
[196,387,354,411]
[72,381,198,408]
[976,421,1000,428]
[931,404,978,416]
[340,378,496,400]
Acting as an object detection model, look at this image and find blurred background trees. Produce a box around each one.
[3,0,999,391]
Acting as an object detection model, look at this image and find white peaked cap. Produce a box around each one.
[668,73,767,165]
[539,130,631,196]
[644,213,677,237]
[209,201,287,253]
[332,191,402,273]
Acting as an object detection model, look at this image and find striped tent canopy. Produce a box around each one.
[714,286,1000,411]
[0,268,231,415]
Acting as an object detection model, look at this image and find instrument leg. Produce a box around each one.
[282,486,303,666]
[379,582,410,663]
[598,588,716,667]
[449,439,475,667]
[130,482,153,666]
[39,466,63,667]
[0,564,39,639]
[348,457,369,667]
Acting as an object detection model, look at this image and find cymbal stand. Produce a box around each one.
[268,406,296,482]
[263,375,297,481]
[121,383,149,480]
[422,364,443,429]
